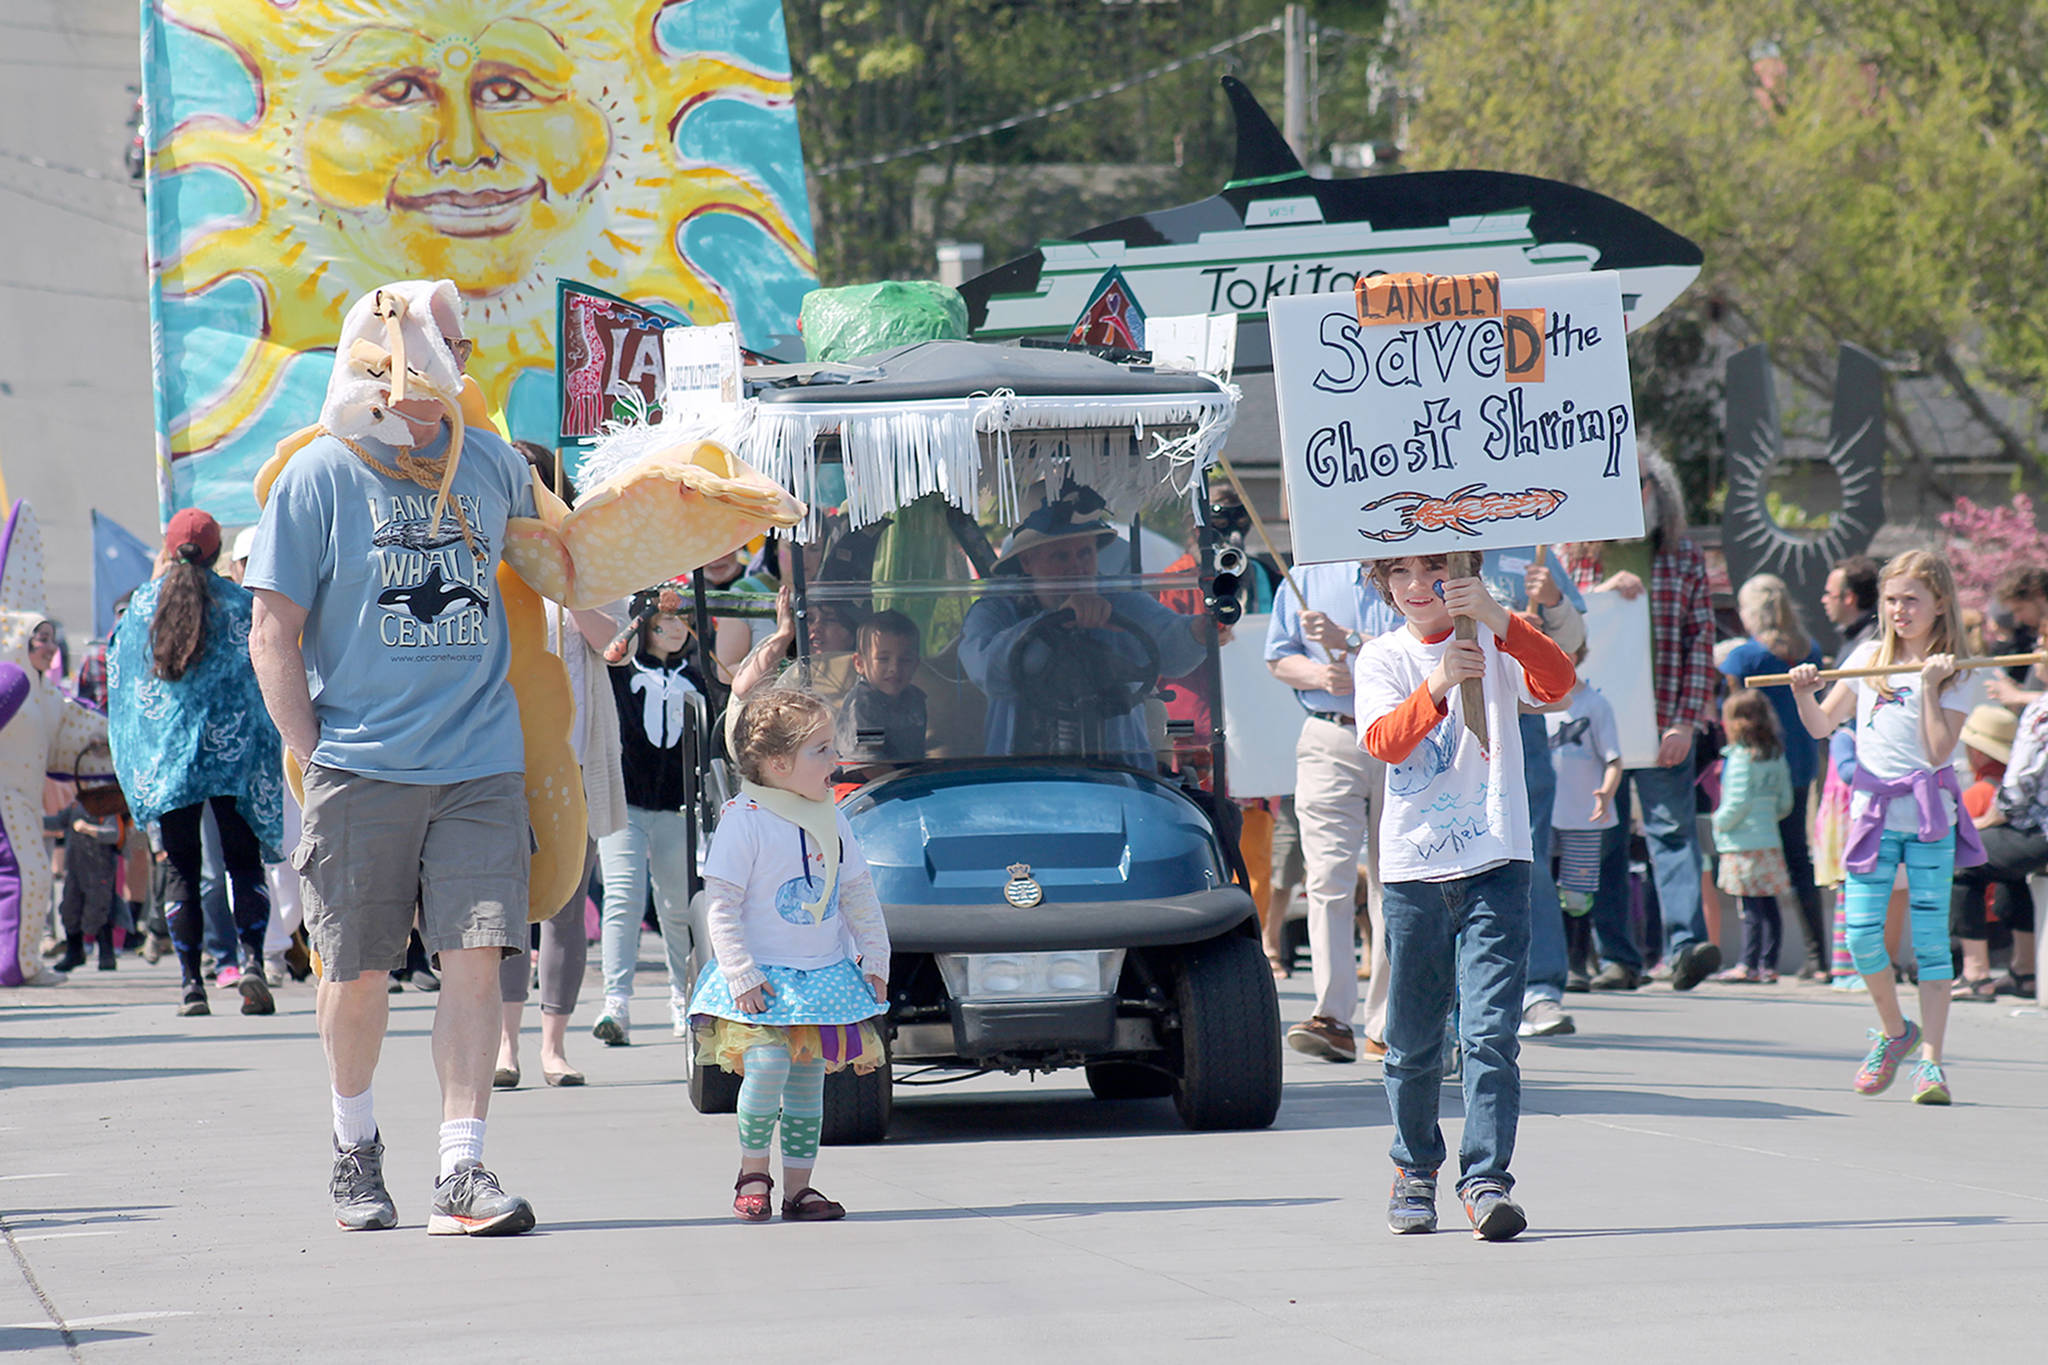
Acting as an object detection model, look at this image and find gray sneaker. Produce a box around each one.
[331,1136,397,1231]
[1519,998,1576,1038]
[1387,1167,1438,1235]
[428,1161,535,1237]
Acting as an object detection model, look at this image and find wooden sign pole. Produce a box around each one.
[1445,550,1489,747]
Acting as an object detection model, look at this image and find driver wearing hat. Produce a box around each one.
[959,491,1214,767]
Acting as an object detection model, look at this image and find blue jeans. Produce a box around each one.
[1520,714,1567,1004]
[595,805,693,1003]
[1380,860,1529,1193]
[1591,759,1706,971]
[1844,828,1955,982]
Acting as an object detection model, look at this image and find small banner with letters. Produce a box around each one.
[1270,270,1643,563]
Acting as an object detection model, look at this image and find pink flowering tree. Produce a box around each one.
[1940,494,2048,609]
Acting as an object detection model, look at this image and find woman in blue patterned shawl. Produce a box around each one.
[108,508,283,1017]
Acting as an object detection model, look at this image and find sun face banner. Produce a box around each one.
[141,0,818,526]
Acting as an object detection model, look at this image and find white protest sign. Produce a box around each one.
[1219,613,1304,797]
[1148,312,1239,380]
[1578,590,1659,768]
[1269,270,1644,564]
[662,322,742,418]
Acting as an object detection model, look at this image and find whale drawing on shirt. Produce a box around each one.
[1389,717,1457,797]
[377,564,488,623]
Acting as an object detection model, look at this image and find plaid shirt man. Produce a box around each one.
[1562,539,1716,738]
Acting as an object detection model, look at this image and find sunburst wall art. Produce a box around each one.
[1720,342,1886,652]
[141,0,817,524]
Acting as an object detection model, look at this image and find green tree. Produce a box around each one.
[785,1,1395,284]
[1403,0,2048,499]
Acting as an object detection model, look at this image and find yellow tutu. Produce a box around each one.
[696,1018,887,1076]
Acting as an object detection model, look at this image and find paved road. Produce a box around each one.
[4,950,2045,1362]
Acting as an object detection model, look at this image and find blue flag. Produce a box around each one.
[91,510,155,641]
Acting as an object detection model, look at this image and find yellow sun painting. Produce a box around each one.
[145,0,817,518]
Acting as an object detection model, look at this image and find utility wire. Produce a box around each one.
[0,177,145,233]
[0,146,134,187]
[0,17,137,38]
[813,17,1282,176]
[0,277,143,302]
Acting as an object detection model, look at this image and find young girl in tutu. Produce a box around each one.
[1791,550,1985,1103]
[690,688,890,1221]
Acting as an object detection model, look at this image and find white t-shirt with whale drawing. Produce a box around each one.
[1354,626,1544,884]
[702,797,874,972]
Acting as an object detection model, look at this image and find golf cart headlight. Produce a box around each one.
[937,949,1125,1000]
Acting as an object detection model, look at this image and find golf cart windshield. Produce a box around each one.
[775,494,1221,778]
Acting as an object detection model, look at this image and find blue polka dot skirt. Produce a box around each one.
[689,958,887,1075]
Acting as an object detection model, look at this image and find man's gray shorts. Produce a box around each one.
[294,764,529,983]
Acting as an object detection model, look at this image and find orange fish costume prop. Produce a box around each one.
[254,281,801,926]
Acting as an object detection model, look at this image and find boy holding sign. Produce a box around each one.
[1354,554,1575,1240]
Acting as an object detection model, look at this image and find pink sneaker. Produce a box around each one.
[217,964,242,987]
[1852,1019,1921,1095]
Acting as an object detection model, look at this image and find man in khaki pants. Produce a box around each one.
[1266,563,1403,1061]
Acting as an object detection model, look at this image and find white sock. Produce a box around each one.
[438,1118,486,1179]
[332,1087,376,1148]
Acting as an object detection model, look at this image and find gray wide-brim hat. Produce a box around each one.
[993,502,1117,572]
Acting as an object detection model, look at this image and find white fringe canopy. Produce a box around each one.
[749,388,1237,542]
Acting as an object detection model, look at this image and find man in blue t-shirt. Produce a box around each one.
[247,281,540,1239]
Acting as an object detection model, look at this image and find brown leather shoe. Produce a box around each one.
[781,1186,846,1222]
[1359,1034,1389,1058]
[1286,1015,1358,1063]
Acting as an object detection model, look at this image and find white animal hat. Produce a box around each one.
[321,279,467,450]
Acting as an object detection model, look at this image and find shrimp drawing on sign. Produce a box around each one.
[1359,484,1567,543]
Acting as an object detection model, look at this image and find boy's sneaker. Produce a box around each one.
[592,1001,631,1047]
[1519,998,1576,1038]
[1462,1181,1527,1242]
[331,1135,397,1231]
[1909,1059,1951,1105]
[1852,1019,1922,1095]
[428,1161,536,1237]
[1285,1016,1357,1063]
[1387,1167,1438,1235]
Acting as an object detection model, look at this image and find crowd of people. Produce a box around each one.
[15,277,2046,1247]
[1257,453,2048,1117]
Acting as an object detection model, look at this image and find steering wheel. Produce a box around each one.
[1011,606,1165,722]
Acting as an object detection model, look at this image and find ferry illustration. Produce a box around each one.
[959,78,1703,372]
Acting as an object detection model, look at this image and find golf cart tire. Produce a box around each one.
[683,945,741,1115]
[1171,934,1283,1131]
[821,1045,892,1145]
[1085,1062,1175,1101]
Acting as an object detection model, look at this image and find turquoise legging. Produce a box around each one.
[735,1045,826,1163]
[1842,828,1956,983]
